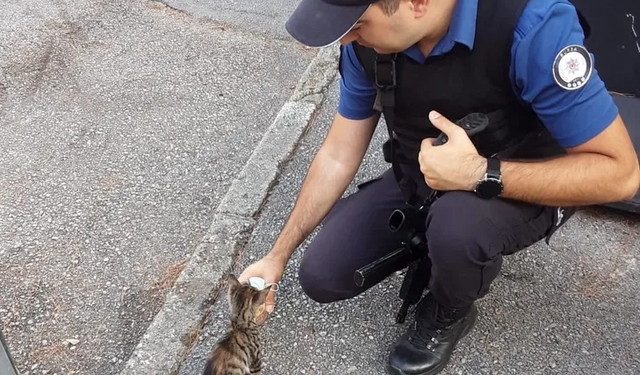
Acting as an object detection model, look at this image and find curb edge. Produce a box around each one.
[118,43,340,375]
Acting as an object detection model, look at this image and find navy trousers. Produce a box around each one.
[298,168,569,309]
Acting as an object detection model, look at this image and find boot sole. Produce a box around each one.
[385,306,479,375]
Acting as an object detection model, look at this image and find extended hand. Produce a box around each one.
[238,254,285,322]
[418,111,487,192]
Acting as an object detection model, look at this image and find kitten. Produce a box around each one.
[202,273,271,375]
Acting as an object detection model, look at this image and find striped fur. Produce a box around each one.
[203,274,270,375]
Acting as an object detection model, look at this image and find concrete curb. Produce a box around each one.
[119,43,340,375]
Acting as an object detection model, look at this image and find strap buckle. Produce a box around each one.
[374,54,397,89]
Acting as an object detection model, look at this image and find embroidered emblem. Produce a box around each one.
[552,45,593,91]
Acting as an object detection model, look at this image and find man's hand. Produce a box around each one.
[238,254,286,319]
[420,110,639,206]
[418,111,486,192]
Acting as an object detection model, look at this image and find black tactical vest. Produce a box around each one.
[351,0,590,168]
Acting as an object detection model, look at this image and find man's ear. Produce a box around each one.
[410,0,430,18]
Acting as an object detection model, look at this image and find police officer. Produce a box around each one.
[239,0,640,374]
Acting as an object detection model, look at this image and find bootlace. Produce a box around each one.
[407,296,459,351]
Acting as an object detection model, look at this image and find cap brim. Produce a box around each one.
[285,0,370,48]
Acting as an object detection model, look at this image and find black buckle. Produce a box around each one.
[382,139,392,162]
[374,55,396,89]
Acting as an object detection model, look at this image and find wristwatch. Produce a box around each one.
[474,156,503,199]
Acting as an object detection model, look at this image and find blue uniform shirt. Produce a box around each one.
[337,0,619,148]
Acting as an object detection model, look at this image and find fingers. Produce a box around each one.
[237,268,251,282]
[420,137,436,151]
[265,291,276,313]
[256,311,268,325]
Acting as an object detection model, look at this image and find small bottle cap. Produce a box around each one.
[248,277,279,292]
[248,277,267,290]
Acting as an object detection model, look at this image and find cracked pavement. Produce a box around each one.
[2,0,639,374]
[0,0,313,373]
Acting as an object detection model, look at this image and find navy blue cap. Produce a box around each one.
[285,0,375,47]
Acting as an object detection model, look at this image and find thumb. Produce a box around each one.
[429,111,458,135]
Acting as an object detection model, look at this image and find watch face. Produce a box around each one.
[476,178,503,199]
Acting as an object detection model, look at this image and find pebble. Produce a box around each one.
[63,339,80,346]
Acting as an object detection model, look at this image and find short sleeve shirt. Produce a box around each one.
[337,0,619,148]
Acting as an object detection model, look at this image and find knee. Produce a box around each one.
[298,253,345,304]
[298,264,332,304]
[426,192,500,268]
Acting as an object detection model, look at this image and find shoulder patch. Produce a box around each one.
[552,45,593,91]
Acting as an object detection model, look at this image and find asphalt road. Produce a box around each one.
[162,0,300,40]
[179,77,640,375]
[0,0,314,374]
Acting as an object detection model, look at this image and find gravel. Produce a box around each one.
[0,0,314,374]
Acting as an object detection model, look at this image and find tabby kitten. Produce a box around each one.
[202,273,271,375]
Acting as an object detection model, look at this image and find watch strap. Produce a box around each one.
[486,156,501,178]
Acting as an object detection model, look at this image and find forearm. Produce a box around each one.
[496,153,640,207]
[267,149,358,263]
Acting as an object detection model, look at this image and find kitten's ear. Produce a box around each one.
[252,287,271,305]
[227,274,241,289]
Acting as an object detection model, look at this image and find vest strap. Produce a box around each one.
[375,53,437,210]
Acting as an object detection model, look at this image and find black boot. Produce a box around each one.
[386,292,478,375]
